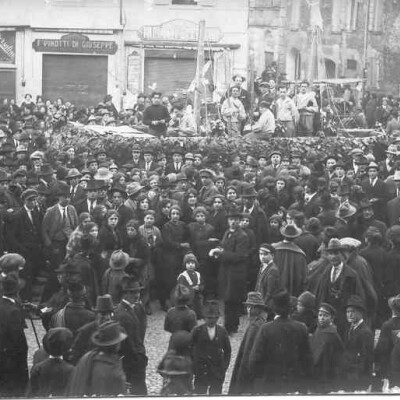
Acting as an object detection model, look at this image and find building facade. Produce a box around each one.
[248,0,399,94]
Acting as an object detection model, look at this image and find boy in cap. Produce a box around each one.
[192,300,231,394]
[309,303,344,393]
[342,295,374,391]
[27,328,75,397]
[164,283,197,333]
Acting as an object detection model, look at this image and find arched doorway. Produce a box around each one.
[325,58,336,79]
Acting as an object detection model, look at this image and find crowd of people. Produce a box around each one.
[2,78,400,396]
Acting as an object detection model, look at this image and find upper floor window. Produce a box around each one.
[172,0,198,4]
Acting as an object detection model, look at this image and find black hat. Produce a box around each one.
[173,284,193,305]
[43,327,73,357]
[346,295,366,313]
[55,182,70,197]
[94,294,116,313]
[91,321,127,347]
[39,164,55,176]
[119,275,143,292]
[272,290,291,314]
[1,274,19,295]
[241,183,258,198]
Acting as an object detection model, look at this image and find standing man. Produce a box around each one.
[7,188,43,300]
[248,291,312,394]
[275,85,299,138]
[210,208,249,334]
[142,92,171,139]
[221,87,246,137]
[295,80,318,136]
[114,276,148,395]
[0,274,29,397]
[222,74,251,113]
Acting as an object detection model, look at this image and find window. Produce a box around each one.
[369,0,383,32]
[172,0,198,4]
[347,59,357,70]
[346,0,359,31]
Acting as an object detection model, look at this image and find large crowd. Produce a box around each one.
[2,74,400,396]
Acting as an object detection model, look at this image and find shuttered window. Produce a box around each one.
[0,69,16,101]
[42,54,108,107]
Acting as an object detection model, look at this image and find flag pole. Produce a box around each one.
[194,20,206,134]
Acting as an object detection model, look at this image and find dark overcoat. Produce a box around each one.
[218,228,249,302]
[248,316,312,394]
[254,261,281,308]
[191,323,231,381]
[229,312,268,394]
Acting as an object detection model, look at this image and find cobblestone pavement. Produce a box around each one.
[26,303,248,396]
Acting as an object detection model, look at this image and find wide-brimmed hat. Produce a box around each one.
[340,237,361,249]
[243,291,266,307]
[336,202,357,219]
[366,161,379,171]
[65,168,82,180]
[226,207,242,219]
[359,198,373,210]
[94,167,113,181]
[241,183,258,198]
[326,238,347,252]
[119,275,143,292]
[203,300,220,317]
[272,290,290,313]
[185,152,194,160]
[85,179,98,191]
[43,327,73,357]
[305,217,322,235]
[173,284,193,305]
[269,149,282,158]
[280,224,302,238]
[91,321,127,347]
[143,146,155,155]
[386,144,398,155]
[30,150,45,160]
[126,182,144,197]
[158,354,191,377]
[55,182,70,197]
[349,148,364,157]
[109,250,130,270]
[389,295,400,315]
[94,294,116,313]
[39,164,55,176]
[346,295,366,313]
[109,183,127,197]
[171,147,184,156]
[199,168,215,179]
[13,168,27,178]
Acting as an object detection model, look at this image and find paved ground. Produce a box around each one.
[26,303,248,396]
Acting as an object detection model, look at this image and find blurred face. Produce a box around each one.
[271,154,281,165]
[276,180,285,191]
[162,203,171,216]
[228,216,240,230]
[144,153,153,163]
[25,196,37,210]
[186,260,196,272]
[335,166,345,177]
[187,193,197,206]
[170,209,180,222]
[205,316,218,328]
[243,197,254,208]
[88,162,98,173]
[368,168,378,179]
[144,214,155,226]
[346,307,362,324]
[318,310,333,328]
[300,83,308,94]
[291,156,301,166]
[240,217,250,229]
[215,179,225,191]
[326,249,344,266]
[112,192,123,207]
[107,215,118,228]
[58,195,70,207]
[195,212,206,224]
[259,249,273,264]
[132,150,140,159]
[194,156,202,166]
[270,220,279,230]
[231,87,240,98]
[66,148,75,158]
[362,206,374,220]
[258,157,267,167]
[213,198,223,211]
[185,158,194,166]
[226,188,237,201]
[326,158,336,170]
[346,170,355,180]
[126,225,137,238]
[89,226,99,238]
[279,87,287,98]
[139,198,149,211]
[124,290,140,304]
[82,217,92,227]
[173,153,183,163]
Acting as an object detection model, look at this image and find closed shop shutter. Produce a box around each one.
[0,69,16,102]
[42,54,107,107]
[144,58,196,96]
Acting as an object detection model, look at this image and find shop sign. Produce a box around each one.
[33,33,117,55]
[138,19,223,43]
[0,31,16,64]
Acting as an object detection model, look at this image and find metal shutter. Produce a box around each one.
[42,54,108,107]
[144,57,196,96]
[0,70,16,101]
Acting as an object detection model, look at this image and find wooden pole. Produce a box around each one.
[194,20,206,134]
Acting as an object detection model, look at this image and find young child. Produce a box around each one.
[164,284,197,334]
[292,290,317,334]
[309,303,344,393]
[268,214,283,244]
[177,253,204,319]
[191,300,231,395]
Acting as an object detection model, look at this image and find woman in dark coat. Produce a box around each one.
[181,188,198,224]
[207,195,228,240]
[160,205,190,310]
[98,210,123,262]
